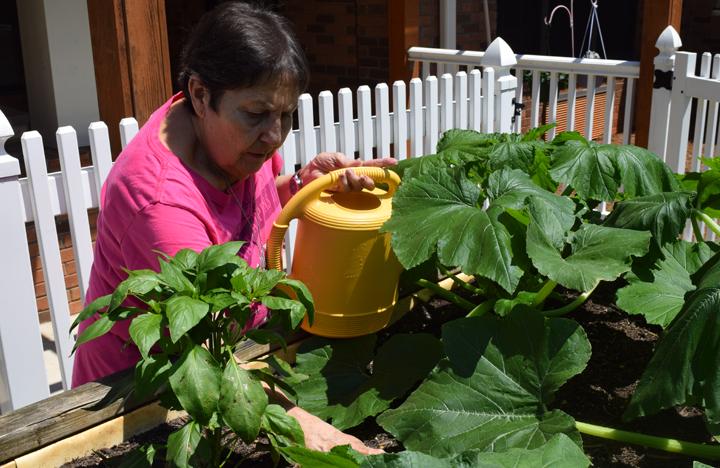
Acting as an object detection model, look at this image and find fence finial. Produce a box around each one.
[482,37,517,69]
[0,109,14,158]
[655,26,682,56]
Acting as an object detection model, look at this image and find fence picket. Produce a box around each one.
[691,53,712,171]
[22,133,74,390]
[603,77,617,144]
[424,76,439,154]
[454,71,468,130]
[392,81,408,159]
[584,75,597,140]
[56,128,94,302]
[298,94,316,166]
[409,78,423,157]
[530,70,541,128]
[567,73,578,132]
[703,55,720,161]
[440,73,453,133]
[548,72,559,140]
[318,91,337,153]
[513,67,524,133]
[279,130,298,273]
[483,67,495,133]
[469,69,482,132]
[375,83,391,158]
[357,86,373,160]
[338,88,355,157]
[119,118,138,149]
[622,78,635,145]
[88,122,113,203]
[666,52,695,173]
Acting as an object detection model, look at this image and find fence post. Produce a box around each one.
[0,111,49,412]
[665,52,696,174]
[481,38,518,133]
[647,26,682,160]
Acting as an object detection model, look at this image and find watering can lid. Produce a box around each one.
[302,186,394,230]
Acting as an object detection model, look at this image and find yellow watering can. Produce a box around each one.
[266,167,403,338]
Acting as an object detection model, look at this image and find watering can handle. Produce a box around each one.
[266,167,401,271]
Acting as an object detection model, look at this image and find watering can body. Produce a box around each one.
[266,168,402,338]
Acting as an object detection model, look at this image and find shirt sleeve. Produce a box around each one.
[119,202,212,272]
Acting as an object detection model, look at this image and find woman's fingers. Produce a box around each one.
[361,157,398,168]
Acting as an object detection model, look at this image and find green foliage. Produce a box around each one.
[71,242,314,466]
[377,309,590,457]
[287,334,442,430]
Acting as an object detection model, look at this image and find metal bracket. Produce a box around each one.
[653,70,673,91]
[511,98,525,124]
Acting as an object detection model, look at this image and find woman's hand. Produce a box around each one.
[286,406,384,455]
[300,152,397,192]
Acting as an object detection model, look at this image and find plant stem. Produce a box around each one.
[691,216,704,241]
[696,210,720,238]
[438,265,485,295]
[466,300,496,318]
[532,280,557,308]
[542,287,595,317]
[416,278,476,311]
[576,421,720,460]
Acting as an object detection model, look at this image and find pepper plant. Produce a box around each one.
[70,241,313,467]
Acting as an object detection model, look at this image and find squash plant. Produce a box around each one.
[70,242,313,467]
[277,127,720,466]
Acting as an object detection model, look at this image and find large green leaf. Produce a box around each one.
[218,360,267,442]
[73,315,114,351]
[550,141,676,201]
[168,345,221,425]
[165,296,210,343]
[527,216,651,292]
[625,287,720,426]
[377,309,589,457]
[166,421,202,468]
[362,434,589,468]
[261,404,305,447]
[278,278,315,325]
[261,296,306,328]
[289,334,442,431]
[616,241,716,328]
[158,259,195,294]
[382,169,522,293]
[128,313,163,358]
[604,192,694,246]
[195,241,244,271]
[280,445,362,468]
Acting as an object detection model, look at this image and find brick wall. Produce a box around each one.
[28,211,98,323]
[681,0,720,59]
[282,0,389,98]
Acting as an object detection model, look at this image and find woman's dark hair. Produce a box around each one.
[178,2,309,114]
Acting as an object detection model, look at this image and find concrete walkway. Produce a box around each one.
[39,318,76,395]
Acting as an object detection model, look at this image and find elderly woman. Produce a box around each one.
[72,2,394,454]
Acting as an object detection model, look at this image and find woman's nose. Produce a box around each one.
[260,117,282,146]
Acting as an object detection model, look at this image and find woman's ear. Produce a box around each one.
[187,75,209,118]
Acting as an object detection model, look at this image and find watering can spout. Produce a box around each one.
[266,167,403,338]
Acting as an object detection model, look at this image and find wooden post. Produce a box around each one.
[634,0,683,148]
[388,0,420,85]
[87,0,172,156]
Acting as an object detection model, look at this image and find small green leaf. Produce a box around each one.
[166,296,210,343]
[261,296,306,328]
[280,446,361,468]
[134,354,172,399]
[278,278,315,324]
[168,346,221,425]
[117,444,157,468]
[158,259,195,293]
[218,360,268,442]
[166,421,202,468]
[196,241,244,271]
[73,315,114,351]
[128,314,163,358]
[261,404,305,447]
[172,248,199,271]
[70,294,111,333]
[289,334,443,430]
[123,269,161,295]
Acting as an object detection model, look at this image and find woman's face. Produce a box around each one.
[192,77,298,182]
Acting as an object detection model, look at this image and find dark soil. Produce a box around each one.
[65,283,718,467]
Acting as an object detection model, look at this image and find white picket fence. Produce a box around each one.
[0,27,719,413]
